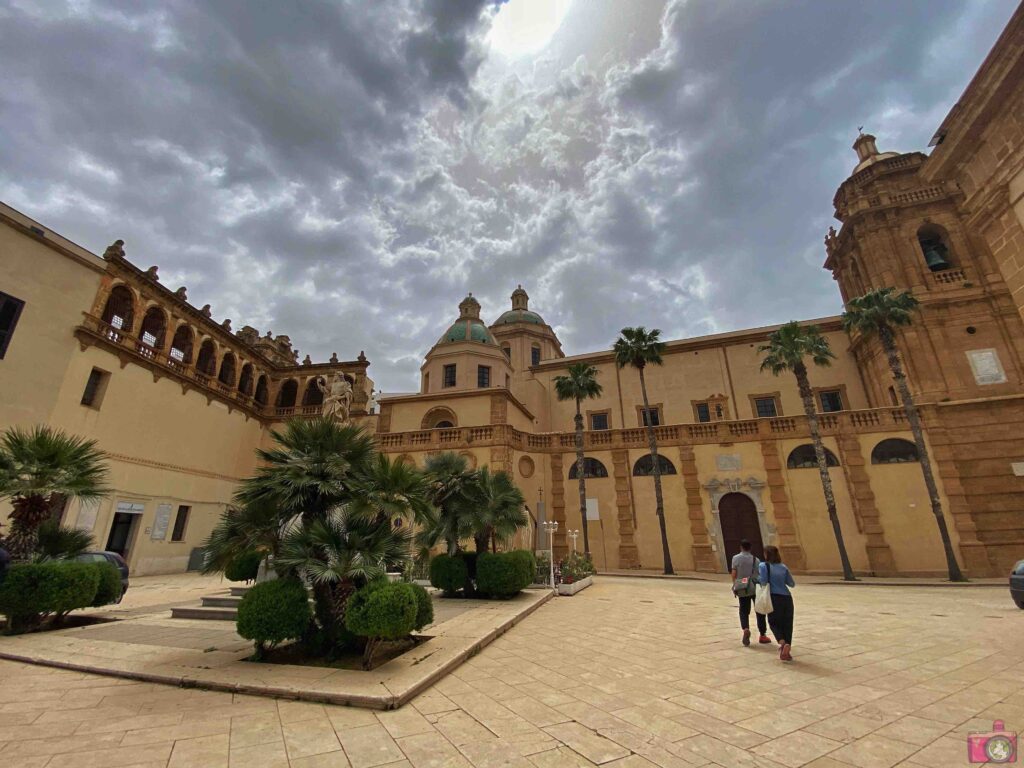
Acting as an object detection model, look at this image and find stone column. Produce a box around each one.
[759,440,807,570]
[835,432,897,576]
[489,394,508,424]
[611,448,639,568]
[677,445,716,571]
[489,446,512,474]
[549,453,568,557]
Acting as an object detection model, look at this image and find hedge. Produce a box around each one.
[225,550,262,583]
[0,561,100,633]
[429,554,468,597]
[345,581,419,669]
[409,583,433,631]
[91,562,123,607]
[476,551,534,599]
[236,578,310,658]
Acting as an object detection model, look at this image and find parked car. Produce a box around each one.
[1012,559,1024,609]
[76,551,130,602]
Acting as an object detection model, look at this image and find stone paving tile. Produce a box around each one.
[1,577,1023,767]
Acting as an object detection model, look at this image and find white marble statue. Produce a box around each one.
[317,373,354,424]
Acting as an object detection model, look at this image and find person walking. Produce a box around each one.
[731,539,769,646]
[758,545,796,661]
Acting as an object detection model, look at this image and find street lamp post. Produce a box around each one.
[567,529,579,555]
[542,520,558,589]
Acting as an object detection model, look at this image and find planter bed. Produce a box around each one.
[556,575,593,596]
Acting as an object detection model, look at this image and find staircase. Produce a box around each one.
[170,586,248,621]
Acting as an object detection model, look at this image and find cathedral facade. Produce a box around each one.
[2,6,1023,577]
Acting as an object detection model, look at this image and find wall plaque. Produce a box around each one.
[966,348,1007,385]
[716,454,741,471]
[151,503,172,541]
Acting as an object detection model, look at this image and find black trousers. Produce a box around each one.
[767,594,794,644]
[738,595,767,634]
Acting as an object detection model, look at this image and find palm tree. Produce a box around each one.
[420,452,478,556]
[842,287,967,581]
[554,363,603,558]
[0,425,109,560]
[759,322,856,581]
[613,327,673,575]
[201,498,289,576]
[469,467,527,553]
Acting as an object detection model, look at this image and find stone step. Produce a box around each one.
[170,605,237,621]
[201,595,243,608]
[229,586,250,597]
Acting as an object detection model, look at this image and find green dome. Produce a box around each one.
[439,318,497,345]
[493,309,545,325]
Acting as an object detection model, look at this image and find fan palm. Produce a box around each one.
[201,498,290,576]
[234,418,374,523]
[554,363,603,558]
[759,322,856,580]
[0,425,109,560]
[469,467,527,553]
[419,452,478,556]
[34,521,94,561]
[842,287,966,581]
[614,327,673,574]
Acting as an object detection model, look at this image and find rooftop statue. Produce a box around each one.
[318,373,353,424]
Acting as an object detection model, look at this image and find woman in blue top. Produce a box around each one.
[758,545,795,661]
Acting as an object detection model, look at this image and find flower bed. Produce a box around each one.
[556,575,593,596]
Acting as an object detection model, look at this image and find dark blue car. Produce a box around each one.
[1012,559,1024,610]
[76,551,130,602]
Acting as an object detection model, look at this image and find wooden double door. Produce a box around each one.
[718,492,764,567]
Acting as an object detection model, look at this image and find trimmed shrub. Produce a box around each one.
[91,562,123,607]
[0,561,100,633]
[429,554,468,597]
[225,550,262,583]
[507,550,536,588]
[476,551,533,599]
[236,578,311,658]
[409,583,433,631]
[345,581,418,669]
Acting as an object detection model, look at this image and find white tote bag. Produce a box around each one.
[754,562,774,615]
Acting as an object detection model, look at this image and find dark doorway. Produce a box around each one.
[718,492,763,567]
[105,513,138,557]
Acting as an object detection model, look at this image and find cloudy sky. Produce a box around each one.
[0,0,1017,392]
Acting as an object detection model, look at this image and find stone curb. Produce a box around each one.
[0,588,555,710]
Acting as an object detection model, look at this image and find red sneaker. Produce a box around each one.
[742,629,751,646]
[758,635,772,644]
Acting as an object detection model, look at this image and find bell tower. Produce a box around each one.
[825,132,1024,405]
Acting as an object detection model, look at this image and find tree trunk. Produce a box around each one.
[574,400,591,558]
[880,326,966,581]
[474,529,490,553]
[5,494,52,561]
[794,363,856,580]
[638,366,674,575]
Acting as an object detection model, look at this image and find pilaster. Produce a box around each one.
[835,433,897,576]
[677,445,716,571]
[549,453,567,557]
[759,440,806,570]
[611,448,640,568]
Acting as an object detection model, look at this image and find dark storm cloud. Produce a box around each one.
[0,0,1017,391]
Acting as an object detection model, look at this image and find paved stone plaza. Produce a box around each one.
[1,576,1021,767]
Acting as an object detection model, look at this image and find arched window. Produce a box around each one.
[871,438,919,464]
[632,454,677,476]
[218,352,236,386]
[195,340,217,376]
[568,457,609,479]
[254,375,269,405]
[302,378,324,406]
[101,285,135,331]
[238,363,254,395]
[917,224,954,272]
[138,307,167,351]
[421,407,458,430]
[787,444,840,469]
[169,325,194,364]
[276,379,298,408]
[502,344,511,360]
[435,420,454,428]
[531,344,541,366]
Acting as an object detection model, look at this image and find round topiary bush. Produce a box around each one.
[91,562,123,607]
[236,577,310,658]
[345,581,418,669]
[225,550,262,583]
[429,554,468,597]
[507,550,537,588]
[409,583,433,631]
[0,561,100,633]
[476,551,532,599]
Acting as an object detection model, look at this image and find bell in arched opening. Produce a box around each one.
[917,226,952,272]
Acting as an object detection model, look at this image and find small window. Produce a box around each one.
[819,390,843,413]
[871,438,919,464]
[695,402,711,423]
[443,364,457,388]
[0,291,26,359]
[502,345,511,360]
[787,444,840,469]
[477,365,491,388]
[505,374,510,388]
[590,412,609,431]
[633,454,677,476]
[80,368,110,409]
[568,457,609,479]
[531,345,541,366]
[171,506,190,542]
[640,407,661,427]
[434,420,454,429]
[753,397,778,418]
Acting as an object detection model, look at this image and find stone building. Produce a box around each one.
[2,5,1023,577]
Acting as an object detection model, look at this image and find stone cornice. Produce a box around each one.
[0,206,106,274]
[379,387,536,422]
